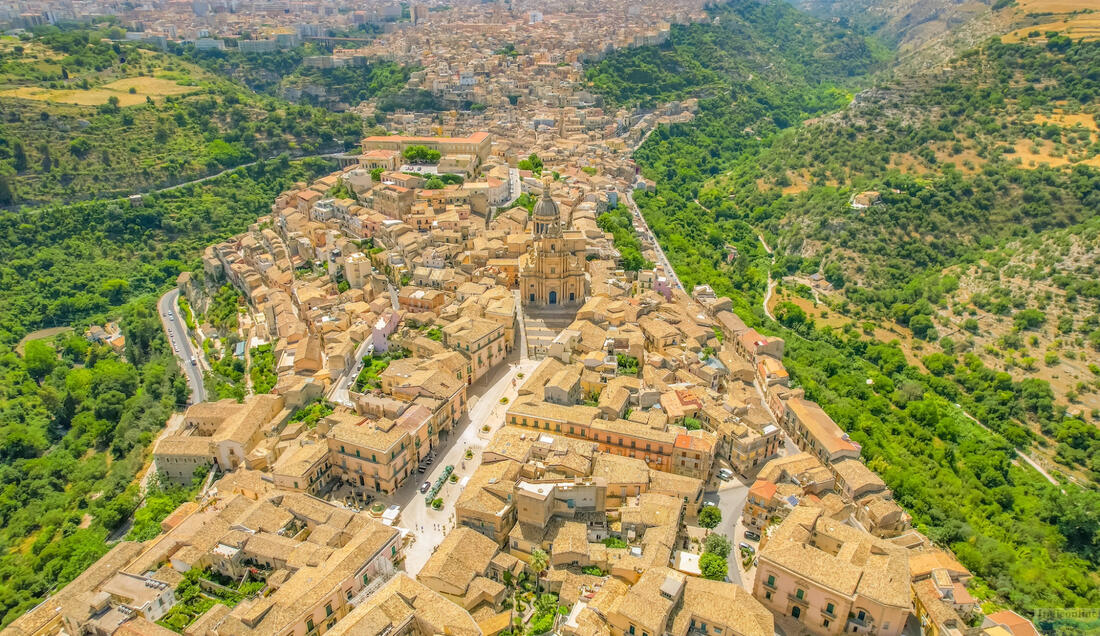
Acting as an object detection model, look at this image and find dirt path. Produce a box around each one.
[957,408,1063,489]
[16,326,73,355]
[763,279,777,321]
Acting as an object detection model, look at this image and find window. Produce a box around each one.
[325,604,333,616]
[825,603,835,616]
[629,626,635,635]
[306,619,315,632]
[857,610,866,621]
[766,575,775,587]
[823,620,830,628]
[765,591,772,600]
[796,589,805,600]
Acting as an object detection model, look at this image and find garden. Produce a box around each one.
[156,569,265,632]
[499,565,570,636]
[353,347,409,392]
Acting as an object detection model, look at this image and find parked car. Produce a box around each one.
[717,468,734,481]
[744,530,761,541]
[420,481,431,493]
[739,542,755,553]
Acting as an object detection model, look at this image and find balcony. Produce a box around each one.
[348,572,394,607]
[787,593,809,606]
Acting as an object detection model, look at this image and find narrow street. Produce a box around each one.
[390,348,539,575]
[705,478,750,587]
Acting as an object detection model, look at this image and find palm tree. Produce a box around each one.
[530,549,549,595]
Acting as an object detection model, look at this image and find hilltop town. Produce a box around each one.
[5,124,1032,636]
[0,2,1075,636]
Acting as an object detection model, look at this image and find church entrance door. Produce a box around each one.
[549,291,557,305]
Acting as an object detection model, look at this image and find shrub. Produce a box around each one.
[527,612,555,635]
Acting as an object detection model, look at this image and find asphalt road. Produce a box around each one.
[626,189,682,290]
[158,289,206,404]
[704,478,750,586]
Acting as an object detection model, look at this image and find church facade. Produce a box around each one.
[519,191,588,308]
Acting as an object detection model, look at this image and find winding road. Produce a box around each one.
[158,289,206,404]
[145,150,348,197]
[626,189,682,290]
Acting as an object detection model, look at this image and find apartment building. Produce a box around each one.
[324,412,419,495]
[601,567,774,636]
[441,316,508,383]
[754,505,911,636]
[780,397,862,466]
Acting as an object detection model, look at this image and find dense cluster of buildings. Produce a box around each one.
[1,1,1046,635]
[5,114,1039,636]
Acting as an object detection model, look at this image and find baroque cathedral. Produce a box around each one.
[518,188,588,308]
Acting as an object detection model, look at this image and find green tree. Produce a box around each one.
[401,145,441,163]
[703,532,731,558]
[698,506,722,529]
[909,315,936,340]
[517,153,544,175]
[1014,309,1046,330]
[529,548,549,594]
[23,340,57,380]
[13,142,28,172]
[0,174,12,206]
[699,552,728,580]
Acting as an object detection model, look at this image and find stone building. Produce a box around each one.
[519,190,588,308]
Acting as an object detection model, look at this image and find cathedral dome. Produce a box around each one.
[533,193,560,220]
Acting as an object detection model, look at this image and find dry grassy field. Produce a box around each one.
[0,76,197,106]
[1003,0,1100,42]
